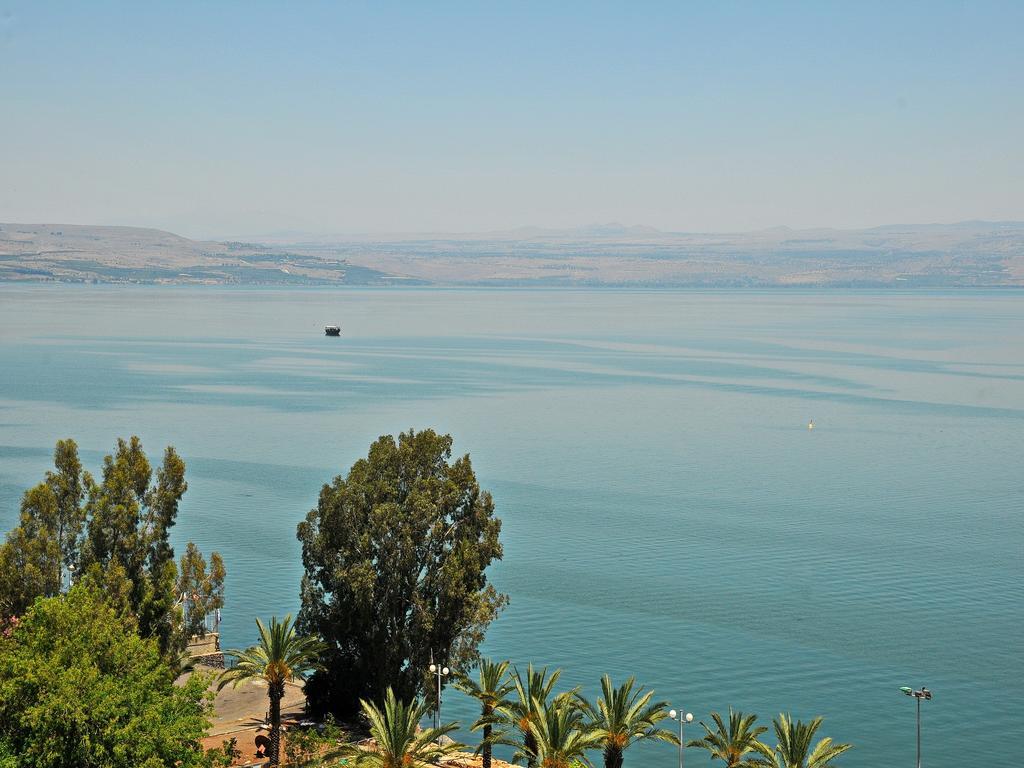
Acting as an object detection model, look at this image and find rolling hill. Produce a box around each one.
[3,220,1023,287]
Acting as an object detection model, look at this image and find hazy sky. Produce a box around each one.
[1,1,1022,238]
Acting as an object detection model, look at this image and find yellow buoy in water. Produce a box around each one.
[808,420,815,430]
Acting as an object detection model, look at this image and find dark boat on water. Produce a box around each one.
[324,325,341,336]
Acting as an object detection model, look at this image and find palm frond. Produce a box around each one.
[346,687,464,768]
[761,713,852,768]
[218,614,326,690]
[586,674,678,753]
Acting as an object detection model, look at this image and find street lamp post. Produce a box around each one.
[667,708,693,768]
[429,662,450,740]
[899,686,932,768]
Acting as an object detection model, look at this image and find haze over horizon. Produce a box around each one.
[197,217,1024,244]
[2,1,1022,239]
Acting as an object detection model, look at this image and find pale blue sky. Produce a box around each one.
[1,1,1022,237]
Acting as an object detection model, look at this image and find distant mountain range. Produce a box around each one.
[2,220,1023,287]
[0,223,410,286]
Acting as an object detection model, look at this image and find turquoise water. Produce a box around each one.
[0,286,1021,767]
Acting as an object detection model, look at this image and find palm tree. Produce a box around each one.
[583,675,678,768]
[518,695,602,768]
[219,615,327,767]
[687,709,768,768]
[456,658,514,768]
[497,664,566,768]
[344,687,464,768]
[755,714,852,768]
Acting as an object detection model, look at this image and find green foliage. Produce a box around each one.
[470,670,852,768]
[0,437,225,656]
[515,695,602,768]
[283,716,347,767]
[0,584,213,768]
[47,439,89,568]
[0,439,87,617]
[297,429,507,717]
[343,687,463,768]
[755,714,852,768]
[80,437,190,652]
[0,741,16,768]
[583,675,677,768]
[495,664,566,767]
[455,658,514,768]
[688,709,768,768]
[206,738,241,768]
[178,542,226,638]
[0,519,60,619]
[220,615,328,767]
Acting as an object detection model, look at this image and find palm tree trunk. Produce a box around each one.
[483,722,492,768]
[269,683,284,766]
[525,730,537,768]
[604,744,624,768]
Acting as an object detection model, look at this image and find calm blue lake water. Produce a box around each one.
[0,286,1021,766]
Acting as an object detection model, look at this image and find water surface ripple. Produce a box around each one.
[0,287,1020,767]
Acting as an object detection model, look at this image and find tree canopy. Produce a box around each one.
[297,428,507,716]
[0,440,86,618]
[178,542,226,638]
[0,585,213,768]
[0,437,224,655]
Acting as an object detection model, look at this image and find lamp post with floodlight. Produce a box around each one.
[899,686,932,768]
[429,661,450,739]
[667,708,693,768]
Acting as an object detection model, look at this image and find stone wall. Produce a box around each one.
[186,632,220,657]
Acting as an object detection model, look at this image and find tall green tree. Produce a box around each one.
[177,542,226,638]
[0,436,225,655]
[0,519,60,619]
[0,584,213,768]
[516,696,601,768]
[297,429,507,717]
[583,675,677,768]
[219,615,327,767]
[755,714,852,768]
[687,709,768,768]
[46,439,88,569]
[0,439,88,618]
[81,437,189,651]
[456,658,513,768]
[343,688,463,768]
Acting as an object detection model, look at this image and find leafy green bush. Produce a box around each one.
[0,585,214,768]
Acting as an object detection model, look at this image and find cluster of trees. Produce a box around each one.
[215,629,853,768]
[0,437,229,767]
[0,429,506,768]
[454,662,677,768]
[449,661,852,768]
[0,429,852,768]
[0,437,225,654]
[277,429,849,767]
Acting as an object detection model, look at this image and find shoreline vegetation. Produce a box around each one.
[0,431,851,768]
[2,220,1023,287]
